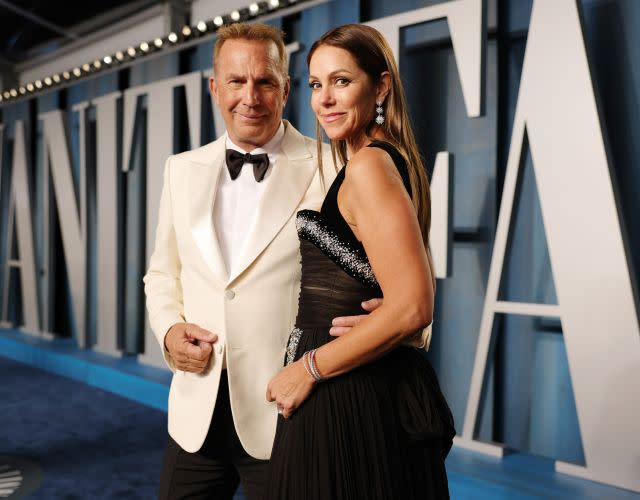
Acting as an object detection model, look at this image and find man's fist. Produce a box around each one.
[164,323,218,373]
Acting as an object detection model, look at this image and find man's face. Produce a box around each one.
[210,39,290,151]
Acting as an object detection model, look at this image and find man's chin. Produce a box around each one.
[234,121,265,135]
[233,124,278,146]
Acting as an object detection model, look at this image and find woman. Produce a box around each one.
[266,24,455,499]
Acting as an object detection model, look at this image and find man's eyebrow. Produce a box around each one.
[224,73,278,81]
[256,73,279,80]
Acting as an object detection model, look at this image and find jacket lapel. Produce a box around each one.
[188,138,228,285]
[228,122,317,284]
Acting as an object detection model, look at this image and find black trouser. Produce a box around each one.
[158,371,269,500]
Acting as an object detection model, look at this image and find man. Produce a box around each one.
[144,23,376,499]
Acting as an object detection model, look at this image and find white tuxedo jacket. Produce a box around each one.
[144,121,333,458]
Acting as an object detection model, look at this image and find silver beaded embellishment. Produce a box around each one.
[296,210,379,288]
[285,327,303,365]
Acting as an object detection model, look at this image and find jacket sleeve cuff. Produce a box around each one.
[150,311,185,372]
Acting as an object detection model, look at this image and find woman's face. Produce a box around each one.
[308,45,378,147]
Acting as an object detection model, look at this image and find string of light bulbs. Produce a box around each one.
[0,0,310,105]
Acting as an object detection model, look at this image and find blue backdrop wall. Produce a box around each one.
[1,0,638,467]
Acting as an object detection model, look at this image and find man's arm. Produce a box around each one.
[143,157,217,372]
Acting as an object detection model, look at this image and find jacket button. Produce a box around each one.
[225,289,235,300]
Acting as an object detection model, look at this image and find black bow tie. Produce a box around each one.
[225,149,270,182]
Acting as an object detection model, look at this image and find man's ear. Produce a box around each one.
[282,76,291,105]
[209,76,219,105]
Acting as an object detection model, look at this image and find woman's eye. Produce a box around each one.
[335,77,350,86]
[308,81,321,90]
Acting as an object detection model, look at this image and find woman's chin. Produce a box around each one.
[321,128,347,142]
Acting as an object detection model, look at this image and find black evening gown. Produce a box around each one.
[266,141,455,500]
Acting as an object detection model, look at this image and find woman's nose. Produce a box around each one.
[319,87,334,106]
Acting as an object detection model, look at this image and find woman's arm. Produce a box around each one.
[314,145,434,377]
[267,146,435,417]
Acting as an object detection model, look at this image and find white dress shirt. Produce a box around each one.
[213,121,285,278]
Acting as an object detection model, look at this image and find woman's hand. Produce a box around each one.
[266,360,317,418]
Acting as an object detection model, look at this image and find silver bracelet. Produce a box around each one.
[304,349,324,382]
[302,351,316,380]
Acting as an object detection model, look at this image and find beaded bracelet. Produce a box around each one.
[302,349,324,382]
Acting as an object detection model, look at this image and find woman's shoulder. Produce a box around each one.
[345,141,407,191]
[367,139,405,162]
[346,142,396,178]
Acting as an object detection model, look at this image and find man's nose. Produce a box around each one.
[242,82,259,105]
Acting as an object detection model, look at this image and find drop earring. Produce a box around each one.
[375,101,384,125]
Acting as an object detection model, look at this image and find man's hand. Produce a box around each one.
[164,323,218,373]
[329,298,383,336]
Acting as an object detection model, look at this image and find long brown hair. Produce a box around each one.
[307,24,431,245]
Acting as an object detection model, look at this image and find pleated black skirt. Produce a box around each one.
[266,326,455,500]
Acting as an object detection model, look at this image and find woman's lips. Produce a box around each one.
[320,113,345,123]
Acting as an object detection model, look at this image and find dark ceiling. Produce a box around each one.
[0,0,161,65]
